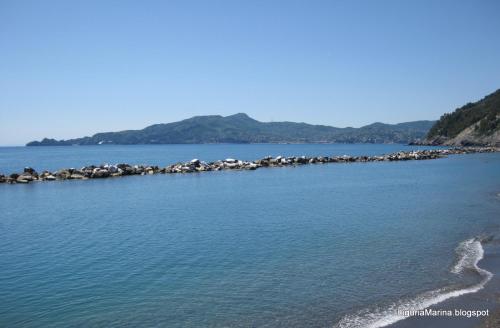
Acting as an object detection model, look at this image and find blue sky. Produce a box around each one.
[1,0,499,145]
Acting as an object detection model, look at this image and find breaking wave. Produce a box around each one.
[334,238,493,328]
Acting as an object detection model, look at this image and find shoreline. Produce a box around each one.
[386,237,500,328]
[1,147,498,185]
[332,235,500,328]
[333,236,500,328]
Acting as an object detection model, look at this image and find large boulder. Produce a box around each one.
[24,167,37,175]
[92,169,110,178]
[134,165,145,174]
[224,162,239,169]
[16,173,34,182]
[55,170,71,179]
[117,165,134,175]
[69,173,85,180]
[295,156,307,164]
[107,165,119,173]
[255,158,270,166]
[245,163,258,170]
[180,166,194,173]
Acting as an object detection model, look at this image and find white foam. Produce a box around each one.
[451,238,484,274]
[334,238,493,328]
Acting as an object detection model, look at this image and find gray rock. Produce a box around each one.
[92,169,110,178]
[4,147,499,185]
[17,173,34,182]
[108,165,118,173]
[55,170,71,179]
[24,167,37,175]
[69,174,85,179]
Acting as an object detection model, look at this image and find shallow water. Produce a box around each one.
[0,145,499,327]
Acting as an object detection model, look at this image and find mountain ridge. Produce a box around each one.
[26,113,436,146]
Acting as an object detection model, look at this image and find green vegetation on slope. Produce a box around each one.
[427,89,500,139]
[27,113,435,146]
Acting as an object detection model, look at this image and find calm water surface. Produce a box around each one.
[0,144,443,173]
[0,144,499,327]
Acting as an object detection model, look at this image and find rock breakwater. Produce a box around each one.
[0,147,498,185]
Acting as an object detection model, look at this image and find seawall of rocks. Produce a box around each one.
[1,147,498,185]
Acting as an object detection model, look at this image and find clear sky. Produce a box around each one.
[1,0,499,145]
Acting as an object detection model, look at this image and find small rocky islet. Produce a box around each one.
[1,147,498,185]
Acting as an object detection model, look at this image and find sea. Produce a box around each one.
[1,144,499,327]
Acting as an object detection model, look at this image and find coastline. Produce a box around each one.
[331,233,500,328]
[386,238,500,328]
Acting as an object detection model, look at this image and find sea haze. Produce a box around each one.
[0,144,499,327]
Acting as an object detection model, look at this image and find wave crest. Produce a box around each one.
[334,238,493,328]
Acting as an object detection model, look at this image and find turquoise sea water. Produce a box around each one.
[0,144,499,327]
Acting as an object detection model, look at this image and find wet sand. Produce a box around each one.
[388,241,500,328]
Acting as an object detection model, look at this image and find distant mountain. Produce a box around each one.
[423,89,500,146]
[26,113,435,146]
